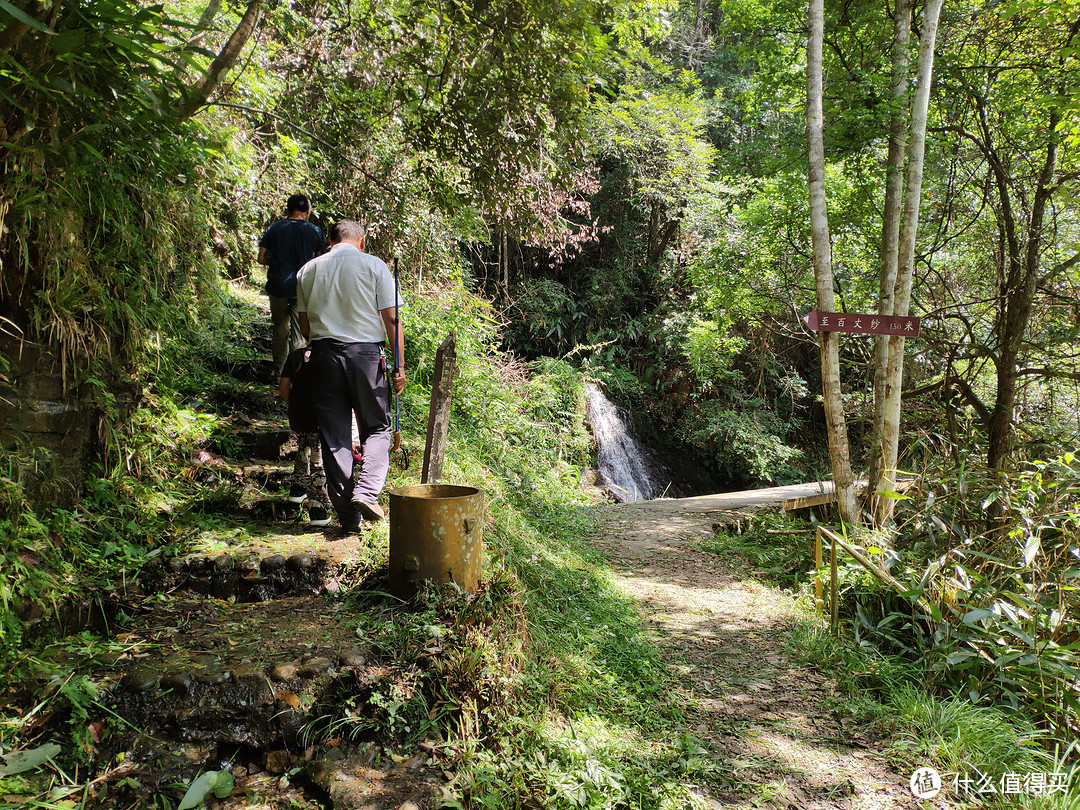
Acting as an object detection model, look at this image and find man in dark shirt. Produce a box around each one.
[257,194,326,374]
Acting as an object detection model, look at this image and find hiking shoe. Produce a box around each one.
[308,506,331,527]
[287,484,307,503]
[354,501,384,522]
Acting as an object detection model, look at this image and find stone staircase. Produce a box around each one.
[74,424,450,809]
[47,322,450,810]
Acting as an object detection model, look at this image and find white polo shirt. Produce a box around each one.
[296,243,404,343]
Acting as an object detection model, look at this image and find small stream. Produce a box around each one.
[585,384,665,503]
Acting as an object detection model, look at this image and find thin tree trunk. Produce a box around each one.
[177,0,262,119]
[987,111,1059,470]
[868,0,912,522]
[807,0,857,527]
[874,0,944,523]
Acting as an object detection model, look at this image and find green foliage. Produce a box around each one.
[686,397,802,484]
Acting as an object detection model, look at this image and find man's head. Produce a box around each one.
[330,220,366,247]
[286,194,311,216]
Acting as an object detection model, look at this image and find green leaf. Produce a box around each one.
[210,770,234,798]
[49,28,86,55]
[1023,534,1041,565]
[962,608,993,625]
[178,771,216,810]
[0,0,55,33]
[0,742,62,776]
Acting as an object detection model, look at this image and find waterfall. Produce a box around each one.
[585,384,661,503]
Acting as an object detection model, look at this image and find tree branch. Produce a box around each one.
[178,0,262,120]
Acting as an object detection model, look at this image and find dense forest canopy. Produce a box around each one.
[2,0,1077,487]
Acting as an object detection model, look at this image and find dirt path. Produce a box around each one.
[596,494,919,809]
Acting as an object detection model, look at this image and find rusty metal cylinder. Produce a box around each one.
[388,484,484,596]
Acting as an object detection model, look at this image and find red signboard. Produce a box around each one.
[803,310,920,337]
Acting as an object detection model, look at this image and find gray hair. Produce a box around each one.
[330,220,366,243]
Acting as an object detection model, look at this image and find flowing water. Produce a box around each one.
[585,384,662,503]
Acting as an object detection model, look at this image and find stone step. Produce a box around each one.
[86,593,450,807]
[210,420,292,462]
[101,594,367,753]
[144,532,369,602]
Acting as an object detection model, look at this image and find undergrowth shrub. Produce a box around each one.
[822,453,1080,751]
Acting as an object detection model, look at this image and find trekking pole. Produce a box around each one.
[391,257,408,469]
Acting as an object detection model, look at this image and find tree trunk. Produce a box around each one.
[867,0,911,520]
[987,111,1059,470]
[872,0,944,525]
[177,0,262,119]
[807,0,857,527]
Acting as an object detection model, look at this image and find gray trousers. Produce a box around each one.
[309,340,391,525]
[269,295,304,375]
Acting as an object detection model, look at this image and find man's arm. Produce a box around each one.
[257,246,270,266]
[380,306,406,395]
[299,312,310,339]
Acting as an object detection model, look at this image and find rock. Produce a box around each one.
[238,556,260,573]
[287,553,314,570]
[265,750,291,774]
[338,647,366,668]
[231,661,264,681]
[194,668,230,686]
[299,656,332,676]
[160,672,193,693]
[270,661,301,681]
[213,555,233,572]
[261,554,287,573]
[122,668,160,692]
[398,802,421,810]
[168,557,187,573]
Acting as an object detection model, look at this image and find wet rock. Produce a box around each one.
[278,709,307,746]
[338,647,366,668]
[231,661,264,682]
[160,672,193,693]
[270,661,300,681]
[287,553,314,570]
[123,668,160,692]
[261,555,287,573]
[265,750,291,774]
[194,668,230,686]
[238,556,260,573]
[213,555,233,573]
[299,656,332,677]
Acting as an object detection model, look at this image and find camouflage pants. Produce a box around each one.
[293,432,330,509]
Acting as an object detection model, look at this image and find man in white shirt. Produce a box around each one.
[296,220,406,530]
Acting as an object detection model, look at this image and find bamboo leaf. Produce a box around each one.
[0,0,56,33]
[0,743,62,776]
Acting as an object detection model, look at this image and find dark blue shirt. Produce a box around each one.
[259,218,326,299]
